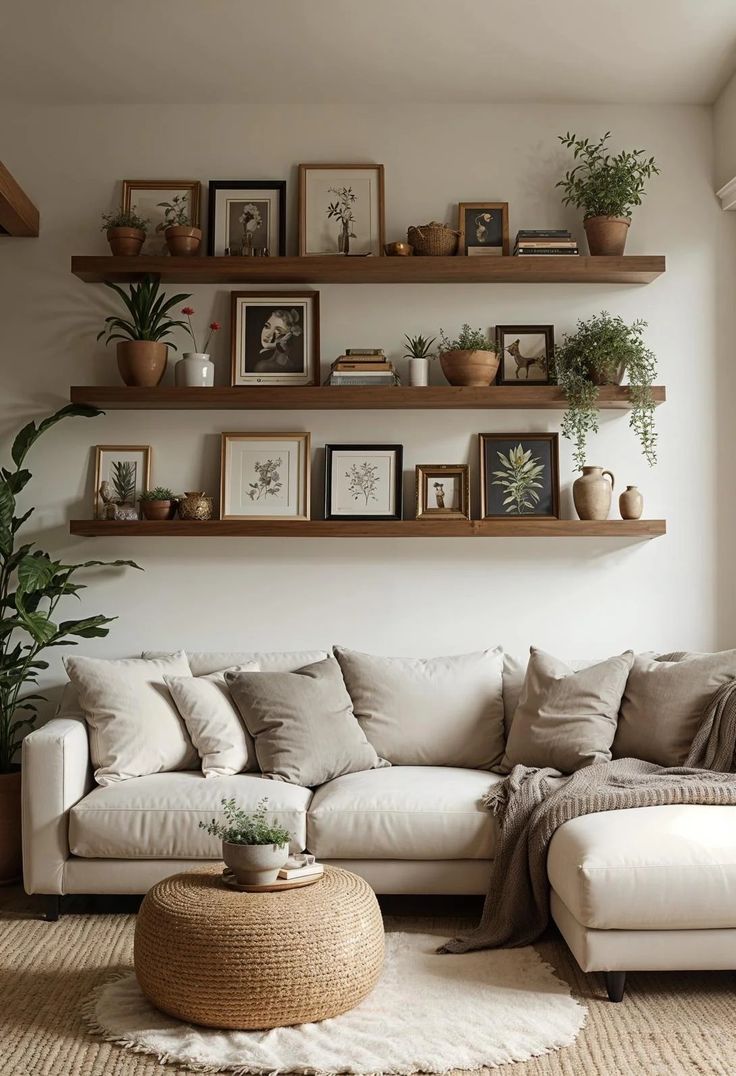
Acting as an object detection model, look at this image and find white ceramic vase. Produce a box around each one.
[222,840,290,886]
[409,356,430,386]
[175,352,215,388]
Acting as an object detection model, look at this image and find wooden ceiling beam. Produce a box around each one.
[0,161,39,236]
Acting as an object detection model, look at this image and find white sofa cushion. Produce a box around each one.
[69,771,311,857]
[334,646,505,768]
[307,766,502,860]
[502,652,599,736]
[143,650,328,676]
[548,804,736,930]
[63,652,197,787]
[165,666,259,776]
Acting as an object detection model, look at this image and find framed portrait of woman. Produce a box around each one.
[230,291,320,386]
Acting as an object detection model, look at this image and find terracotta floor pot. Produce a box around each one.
[107,227,145,256]
[0,769,22,885]
[141,500,175,521]
[440,349,500,387]
[584,216,630,256]
[117,341,168,387]
[165,226,202,256]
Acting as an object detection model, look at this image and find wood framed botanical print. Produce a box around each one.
[415,465,470,520]
[325,444,402,521]
[479,433,559,519]
[495,325,554,384]
[230,291,319,386]
[93,445,151,519]
[121,180,201,255]
[220,433,311,520]
[457,202,509,256]
[207,180,286,256]
[298,164,385,256]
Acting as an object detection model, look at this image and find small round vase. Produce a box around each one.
[619,485,643,520]
[175,353,215,388]
[573,466,615,521]
[408,357,429,386]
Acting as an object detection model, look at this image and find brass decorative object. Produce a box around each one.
[178,491,214,521]
[384,241,413,256]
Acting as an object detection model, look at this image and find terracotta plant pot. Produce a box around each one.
[0,769,22,885]
[141,499,176,521]
[222,840,289,886]
[117,341,168,387]
[573,466,615,521]
[164,226,202,257]
[106,227,146,256]
[440,349,500,387]
[584,216,630,256]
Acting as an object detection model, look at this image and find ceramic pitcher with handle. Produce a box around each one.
[573,466,615,521]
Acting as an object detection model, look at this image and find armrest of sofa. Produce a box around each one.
[22,714,92,894]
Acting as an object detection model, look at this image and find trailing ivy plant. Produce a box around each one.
[557,132,660,219]
[554,312,657,470]
[200,797,291,846]
[0,405,140,773]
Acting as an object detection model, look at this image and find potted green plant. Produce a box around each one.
[0,405,139,883]
[97,274,191,388]
[200,797,291,886]
[403,333,436,387]
[555,311,658,470]
[157,195,202,256]
[557,131,660,255]
[140,486,177,521]
[438,325,499,387]
[100,207,150,256]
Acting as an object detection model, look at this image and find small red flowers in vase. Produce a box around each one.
[175,308,221,388]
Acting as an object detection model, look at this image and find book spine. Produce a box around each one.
[516,230,571,237]
[329,375,397,385]
[514,248,580,255]
[345,348,384,356]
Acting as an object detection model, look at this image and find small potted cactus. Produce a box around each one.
[200,797,291,886]
[101,207,150,256]
[403,333,436,387]
[140,487,177,521]
[438,325,500,386]
[157,195,202,256]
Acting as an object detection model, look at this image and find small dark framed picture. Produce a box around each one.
[479,433,559,519]
[416,465,470,520]
[230,291,319,386]
[207,181,286,256]
[495,325,554,384]
[325,444,403,520]
[458,202,509,256]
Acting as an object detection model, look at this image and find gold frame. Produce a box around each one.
[121,179,202,238]
[415,464,470,520]
[93,444,151,519]
[457,201,510,256]
[297,163,385,256]
[220,432,311,521]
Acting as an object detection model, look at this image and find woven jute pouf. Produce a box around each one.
[134,864,385,1030]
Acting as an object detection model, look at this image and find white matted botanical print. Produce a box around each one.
[207,181,286,256]
[230,291,319,386]
[121,180,201,256]
[220,433,311,520]
[93,445,151,519]
[325,444,403,520]
[298,164,385,256]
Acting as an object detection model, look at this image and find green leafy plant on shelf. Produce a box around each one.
[557,131,660,219]
[96,275,191,348]
[554,311,658,470]
[140,487,175,502]
[199,797,291,846]
[403,333,437,360]
[100,208,150,233]
[438,325,497,353]
[0,405,141,773]
[491,444,546,514]
[111,460,136,504]
[156,194,193,231]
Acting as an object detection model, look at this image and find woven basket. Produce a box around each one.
[407,221,459,256]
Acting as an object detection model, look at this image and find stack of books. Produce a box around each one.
[327,348,399,386]
[278,860,324,881]
[513,229,579,256]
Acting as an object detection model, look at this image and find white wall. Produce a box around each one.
[0,103,733,710]
[714,69,736,190]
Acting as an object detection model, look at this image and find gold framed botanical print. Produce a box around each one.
[220,432,311,520]
[415,465,470,520]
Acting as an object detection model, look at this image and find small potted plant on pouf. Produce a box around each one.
[101,208,150,256]
[157,194,202,256]
[438,325,499,386]
[140,487,177,520]
[557,131,660,255]
[97,274,191,387]
[176,307,221,387]
[403,333,436,386]
[200,797,291,886]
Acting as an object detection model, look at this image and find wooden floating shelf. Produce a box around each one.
[70,385,666,411]
[70,519,666,539]
[71,254,666,286]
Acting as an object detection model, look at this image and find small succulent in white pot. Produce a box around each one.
[200,797,291,886]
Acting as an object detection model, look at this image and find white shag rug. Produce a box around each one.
[85,932,586,1074]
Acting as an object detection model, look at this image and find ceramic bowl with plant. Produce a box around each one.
[438,325,499,387]
[200,796,291,886]
[140,487,177,521]
[554,311,657,470]
[157,194,202,256]
[97,274,191,388]
[101,208,150,256]
[557,131,660,255]
[403,333,436,387]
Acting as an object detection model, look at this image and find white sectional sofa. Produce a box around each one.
[22,648,736,1002]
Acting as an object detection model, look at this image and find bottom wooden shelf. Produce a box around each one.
[69,519,666,539]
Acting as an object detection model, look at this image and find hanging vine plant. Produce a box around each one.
[554,312,657,470]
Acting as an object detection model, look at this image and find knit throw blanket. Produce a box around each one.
[440,677,736,954]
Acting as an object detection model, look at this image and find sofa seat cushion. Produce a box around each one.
[548,804,736,930]
[307,766,501,860]
[69,771,311,858]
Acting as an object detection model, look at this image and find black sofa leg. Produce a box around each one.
[604,970,626,1002]
[44,895,61,922]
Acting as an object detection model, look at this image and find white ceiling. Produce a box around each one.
[3,0,736,106]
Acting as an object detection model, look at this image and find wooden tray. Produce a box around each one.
[221,867,324,893]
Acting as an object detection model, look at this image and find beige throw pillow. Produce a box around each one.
[226,657,389,787]
[613,650,736,766]
[500,647,634,774]
[165,665,259,777]
[64,652,196,786]
[334,646,505,768]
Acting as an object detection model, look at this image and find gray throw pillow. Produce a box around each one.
[499,647,634,774]
[225,657,389,786]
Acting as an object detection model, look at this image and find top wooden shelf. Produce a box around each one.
[70,255,666,285]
